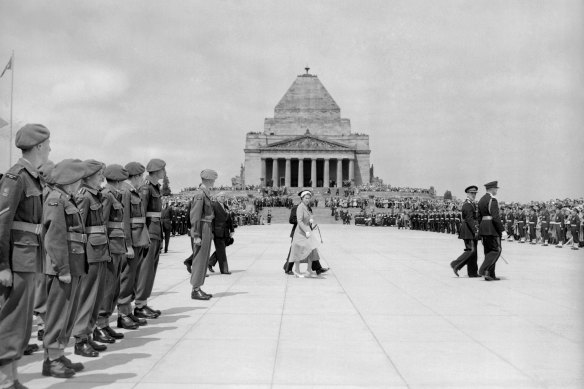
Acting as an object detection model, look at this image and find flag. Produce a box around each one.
[0,57,12,78]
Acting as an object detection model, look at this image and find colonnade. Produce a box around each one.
[261,157,354,188]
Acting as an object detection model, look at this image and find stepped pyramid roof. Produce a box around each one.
[274,73,340,118]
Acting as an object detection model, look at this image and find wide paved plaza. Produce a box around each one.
[19,225,584,388]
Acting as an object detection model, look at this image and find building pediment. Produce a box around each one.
[264,134,352,151]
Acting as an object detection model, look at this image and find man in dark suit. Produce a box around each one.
[478,181,505,281]
[208,192,234,274]
[450,186,480,277]
[161,202,173,253]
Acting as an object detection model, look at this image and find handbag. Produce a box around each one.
[225,236,234,247]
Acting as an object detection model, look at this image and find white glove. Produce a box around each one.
[306,231,311,238]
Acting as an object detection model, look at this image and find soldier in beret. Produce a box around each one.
[94,164,129,344]
[450,186,480,277]
[71,160,111,358]
[42,159,87,378]
[134,158,166,319]
[190,169,217,300]
[478,181,505,281]
[0,124,51,388]
[117,162,149,329]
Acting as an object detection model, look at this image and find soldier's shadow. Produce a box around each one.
[21,372,137,389]
[213,291,249,298]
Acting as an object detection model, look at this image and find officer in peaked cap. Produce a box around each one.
[0,123,51,387]
[134,159,167,319]
[450,185,480,278]
[478,181,505,281]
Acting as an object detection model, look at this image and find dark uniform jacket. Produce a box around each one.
[458,198,478,240]
[43,187,88,276]
[161,205,173,230]
[76,185,111,263]
[101,185,127,255]
[122,184,150,248]
[140,179,163,241]
[0,159,44,273]
[478,193,505,237]
[211,202,233,238]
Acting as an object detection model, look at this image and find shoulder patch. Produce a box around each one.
[5,173,17,180]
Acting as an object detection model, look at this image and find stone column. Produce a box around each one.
[272,159,278,187]
[336,159,343,187]
[310,158,317,187]
[285,158,291,187]
[324,158,330,188]
[298,159,304,188]
[349,158,355,182]
[261,158,266,185]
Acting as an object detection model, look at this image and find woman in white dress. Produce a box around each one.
[289,190,321,278]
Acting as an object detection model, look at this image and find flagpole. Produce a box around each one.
[9,51,14,167]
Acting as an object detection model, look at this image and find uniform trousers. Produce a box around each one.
[43,275,82,360]
[135,239,161,308]
[571,227,580,244]
[73,261,107,340]
[117,246,145,315]
[541,226,549,242]
[451,239,479,276]
[0,272,35,367]
[529,225,536,241]
[208,237,229,273]
[190,223,213,289]
[479,236,501,276]
[163,226,171,252]
[554,225,564,244]
[33,272,47,322]
[97,253,123,328]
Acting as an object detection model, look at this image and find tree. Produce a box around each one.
[444,190,452,200]
[162,174,172,196]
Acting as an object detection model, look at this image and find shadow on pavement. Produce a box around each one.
[213,291,249,298]
[157,306,206,316]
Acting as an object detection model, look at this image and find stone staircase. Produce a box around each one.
[260,206,339,224]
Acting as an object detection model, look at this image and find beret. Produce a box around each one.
[82,159,104,178]
[484,181,499,189]
[146,158,166,172]
[125,162,145,176]
[201,169,218,180]
[15,124,50,149]
[38,160,56,185]
[464,185,478,194]
[104,164,129,181]
[52,159,86,185]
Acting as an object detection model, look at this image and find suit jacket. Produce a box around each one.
[458,199,478,240]
[478,193,504,237]
[161,205,173,230]
[211,201,233,238]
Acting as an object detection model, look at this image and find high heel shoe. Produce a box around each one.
[306,270,317,277]
[293,272,306,278]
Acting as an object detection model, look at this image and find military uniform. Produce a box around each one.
[0,159,44,383]
[450,186,479,277]
[190,183,215,293]
[478,182,505,280]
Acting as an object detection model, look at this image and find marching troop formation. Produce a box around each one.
[0,124,169,388]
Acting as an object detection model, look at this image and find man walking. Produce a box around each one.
[478,181,505,281]
[450,186,480,278]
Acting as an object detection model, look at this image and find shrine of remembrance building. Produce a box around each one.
[243,70,371,188]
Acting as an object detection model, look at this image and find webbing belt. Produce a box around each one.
[107,222,124,229]
[482,216,493,220]
[11,221,42,235]
[146,212,162,218]
[67,232,87,243]
[86,225,106,234]
[130,217,146,224]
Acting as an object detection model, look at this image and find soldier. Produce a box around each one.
[0,124,51,388]
[72,160,111,358]
[161,201,172,253]
[134,159,166,319]
[505,206,515,241]
[568,207,580,250]
[117,162,150,329]
[478,181,505,281]
[450,186,480,278]
[540,205,550,246]
[528,206,538,244]
[516,207,526,243]
[94,164,129,344]
[42,159,87,378]
[190,169,217,300]
[554,204,565,247]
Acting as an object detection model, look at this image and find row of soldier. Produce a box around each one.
[0,124,169,387]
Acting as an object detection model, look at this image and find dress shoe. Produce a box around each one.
[104,325,124,339]
[450,262,459,277]
[88,336,107,352]
[117,315,139,330]
[221,271,232,275]
[143,305,161,316]
[191,289,211,300]
[134,306,158,319]
[74,340,99,358]
[42,357,76,378]
[24,343,39,355]
[208,264,215,273]
[468,274,481,278]
[201,289,213,298]
[316,268,329,275]
[93,328,115,344]
[128,313,147,326]
[60,355,84,372]
[285,270,294,275]
[37,329,44,341]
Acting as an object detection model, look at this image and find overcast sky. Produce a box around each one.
[1,0,582,202]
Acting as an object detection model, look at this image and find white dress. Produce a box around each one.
[289,202,321,262]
